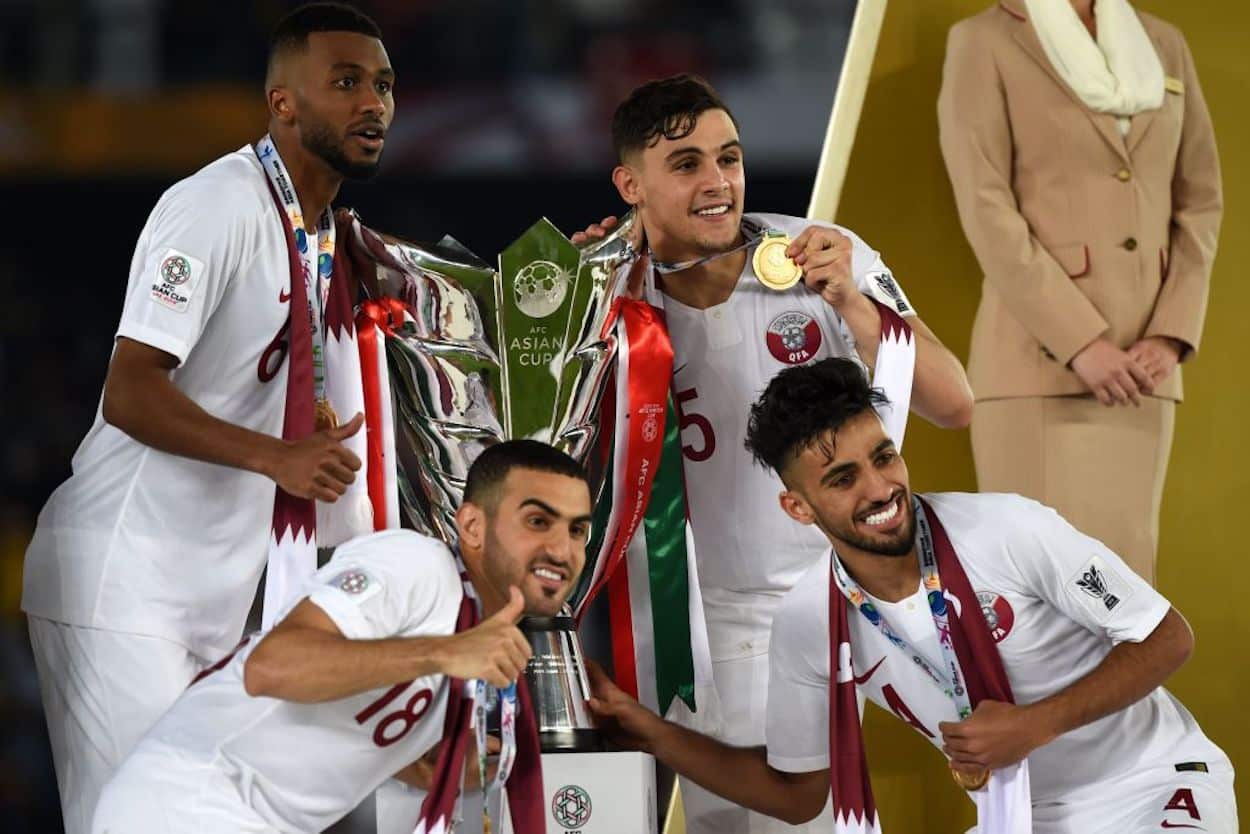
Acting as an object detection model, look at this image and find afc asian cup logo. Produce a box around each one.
[976,591,1015,643]
[514,259,571,318]
[160,254,192,285]
[552,784,592,828]
[766,311,823,365]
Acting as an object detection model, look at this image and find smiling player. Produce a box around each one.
[92,440,592,834]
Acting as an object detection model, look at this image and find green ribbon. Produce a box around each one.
[643,396,696,714]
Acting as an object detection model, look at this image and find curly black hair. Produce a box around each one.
[744,358,890,475]
[611,74,738,161]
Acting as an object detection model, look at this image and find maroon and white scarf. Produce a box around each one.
[416,588,545,834]
[828,497,1029,833]
[259,161,373,627]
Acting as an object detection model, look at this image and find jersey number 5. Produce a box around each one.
[355,681,434,748]
[676,387,716,462]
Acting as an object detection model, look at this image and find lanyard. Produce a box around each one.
[473,680,518,834]
[648,216,772,275]
[831,499,973,719]
[254,134,335,404]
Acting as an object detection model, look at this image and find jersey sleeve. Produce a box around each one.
[115,174,263,363]
[305,531,460,641]
[842,226,917,319]
[765,587,832,773]
[998,496,1171,643]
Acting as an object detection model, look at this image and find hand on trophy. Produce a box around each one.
[394,732,501,791]
[570,215,619,246]
[433,587,533,687]
[585,660,664,755]
[267,413,364,502]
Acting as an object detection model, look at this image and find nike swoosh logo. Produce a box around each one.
[673,363,688,375]
[1160,823,1205,830]
[279,289,291,303]
[853,657,886,686]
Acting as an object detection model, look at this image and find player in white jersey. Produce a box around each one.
[22,6,396,831]
[573,74,975,833]
[92,440,592,834]
[587,358,1237,833]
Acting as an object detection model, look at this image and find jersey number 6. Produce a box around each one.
[355,681,434,748]
[676,387,716,462]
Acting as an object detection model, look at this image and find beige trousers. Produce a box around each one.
[970,395,1175,585]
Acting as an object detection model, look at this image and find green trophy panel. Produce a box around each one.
[498,217,582,440]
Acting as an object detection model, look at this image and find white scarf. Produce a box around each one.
[1024,0,1164,133]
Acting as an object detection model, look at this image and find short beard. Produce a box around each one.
[302,119,382,181]
[839,517,917,557]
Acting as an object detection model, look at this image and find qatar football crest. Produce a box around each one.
[766,311,823,365]
[976,590,1015,643]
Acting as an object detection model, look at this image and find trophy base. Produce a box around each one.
[540,728,605,754]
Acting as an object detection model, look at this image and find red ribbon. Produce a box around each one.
[355,298,408,531]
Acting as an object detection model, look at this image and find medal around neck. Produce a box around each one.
[753,233,802,291]
[950,764,990,792]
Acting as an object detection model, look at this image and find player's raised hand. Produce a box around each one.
[788,226,857,311]
[269,413,364,502]
[570,215,619,247]
[434,587,532,687]
[586,660,663,754]
[938,699,1047,771]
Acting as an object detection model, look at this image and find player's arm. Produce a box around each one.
[102,338,363,502]
[788,226,973,429]
[941,608,1193,771]
[243,587,532,703]
[587,663,829,825]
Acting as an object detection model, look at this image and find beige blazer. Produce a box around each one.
[938,0,1222,401]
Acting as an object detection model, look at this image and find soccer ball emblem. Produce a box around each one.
[779,323,806,351]
[160,255,192,285]
[552,784,592,828]
[513,260,570,319]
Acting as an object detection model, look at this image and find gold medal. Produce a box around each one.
[314,397,339,432]
[950,765,990,792]
[753,234,802,291]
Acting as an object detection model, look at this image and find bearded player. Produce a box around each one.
[23,5,397,831]
[91,440,592,834]
[574,74,974,833]
[589,358,1236,834]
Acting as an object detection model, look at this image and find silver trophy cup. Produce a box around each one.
[349,212,642,754]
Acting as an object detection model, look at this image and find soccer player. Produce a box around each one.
[575,74,974,833]
[21,5,396,830]
[91,440,592,834]
[588,358,1237,833]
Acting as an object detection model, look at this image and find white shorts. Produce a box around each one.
[93,747,277,834]
[28,616,208,834]
[681,651,834,834]
[1031,759,1238,834]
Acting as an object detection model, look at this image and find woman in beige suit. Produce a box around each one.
[938,0,1221,584]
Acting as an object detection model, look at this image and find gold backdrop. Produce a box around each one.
[830,0,1248,829]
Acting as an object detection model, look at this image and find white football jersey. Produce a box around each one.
[23,146,295,659]
[113,530,463,833]
[765,492,1229,801]
[646,213,915,662]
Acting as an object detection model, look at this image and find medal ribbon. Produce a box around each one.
[473,680,517,834]
[255,134,336,404]
[648,217,772,275]
[830,498,973,719]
